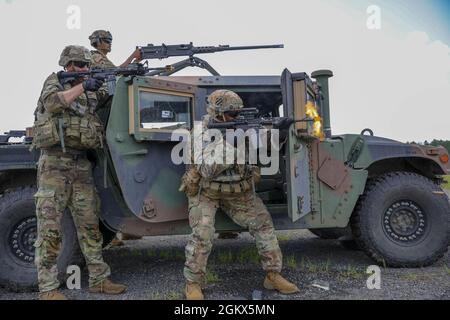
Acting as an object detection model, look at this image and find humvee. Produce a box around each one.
[0,64,449,291]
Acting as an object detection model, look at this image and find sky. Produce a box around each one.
[0,0,449,142]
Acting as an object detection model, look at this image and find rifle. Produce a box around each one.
[207,108,309,132]
[58,63,169,96]
[139,43,284,76]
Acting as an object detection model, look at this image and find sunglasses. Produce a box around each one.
[72,61,90,68]
[100,38,112,44]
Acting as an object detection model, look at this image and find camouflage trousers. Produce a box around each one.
[184,188,282,283]
[34,152,110,292]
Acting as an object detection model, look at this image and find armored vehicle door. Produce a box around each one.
[281,69,319,223]
[105,76,199,224]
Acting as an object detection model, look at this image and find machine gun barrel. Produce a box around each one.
[192,44,284,54]
[139,43,284,60]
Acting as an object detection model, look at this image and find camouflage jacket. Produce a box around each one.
[36,73,107,118]
[33,73,108,151]
[90,50,116,69]
[194,115,253,182]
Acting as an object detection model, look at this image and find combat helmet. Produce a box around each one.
[58,45,92,67]
[206,90,244,117]
[89,30,113,47]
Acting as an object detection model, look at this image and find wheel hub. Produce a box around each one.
[9,217,37,263]
[383,200,426,244]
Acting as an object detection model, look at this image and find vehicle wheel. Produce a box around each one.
[0,187,83,292]
[351,172,450,267]
[309,228,350,240]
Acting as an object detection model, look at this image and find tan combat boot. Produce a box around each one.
[89,278,127,295]
[263,271,299,294]
[109,236,124,247]
[185,281,204,300]
[39,290,68,300]
[120,232,142,241]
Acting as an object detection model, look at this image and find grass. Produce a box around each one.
[338,265,365,280]
[285,255,297,269]
[217,250,233,264]
[299,256,331,273]
[149,291,162,300]
[401,273,419,281]
[165,291,183,300]
[213,247,261,265]
[206,269,220,283]
[400,269,438,282]
[158,249,171,260]
[276,233,292,241]
[174,250,185,261]
[143,249,185,260]
[237,247,260,265]
[444,265,450,275]
[442,175,450,190]
[130,249,142,257]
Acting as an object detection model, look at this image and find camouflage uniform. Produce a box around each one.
[90,50,116,69]
[33,46,110,293]
[89,30,116,69]
[183,90,282,284]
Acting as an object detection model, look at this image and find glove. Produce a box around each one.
[179,167,201,197]
[82,78,104,92]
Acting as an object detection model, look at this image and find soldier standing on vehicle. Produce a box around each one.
[89,29,142,246]
[32,45,127,300]
[89,30,141,68]
[180,90,299,300]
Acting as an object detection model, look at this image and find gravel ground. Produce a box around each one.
[0,229,448,300]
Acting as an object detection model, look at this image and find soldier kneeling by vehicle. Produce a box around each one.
[180,90,299,300]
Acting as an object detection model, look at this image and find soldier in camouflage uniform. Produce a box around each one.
[89,30,143,247]
[180,90,299,300]
[89,30,141,69]
[32,45,126,300]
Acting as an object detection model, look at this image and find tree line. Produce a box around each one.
[429,140,450,154]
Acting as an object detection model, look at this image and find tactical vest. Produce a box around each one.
[31,74,104,151]
[202,166,254,193]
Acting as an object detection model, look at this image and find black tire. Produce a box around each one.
[309,228,350,240]
[351,172,450,267]
[0,187,83,292]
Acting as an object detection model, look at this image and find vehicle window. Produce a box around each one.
[139,90,192,130]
